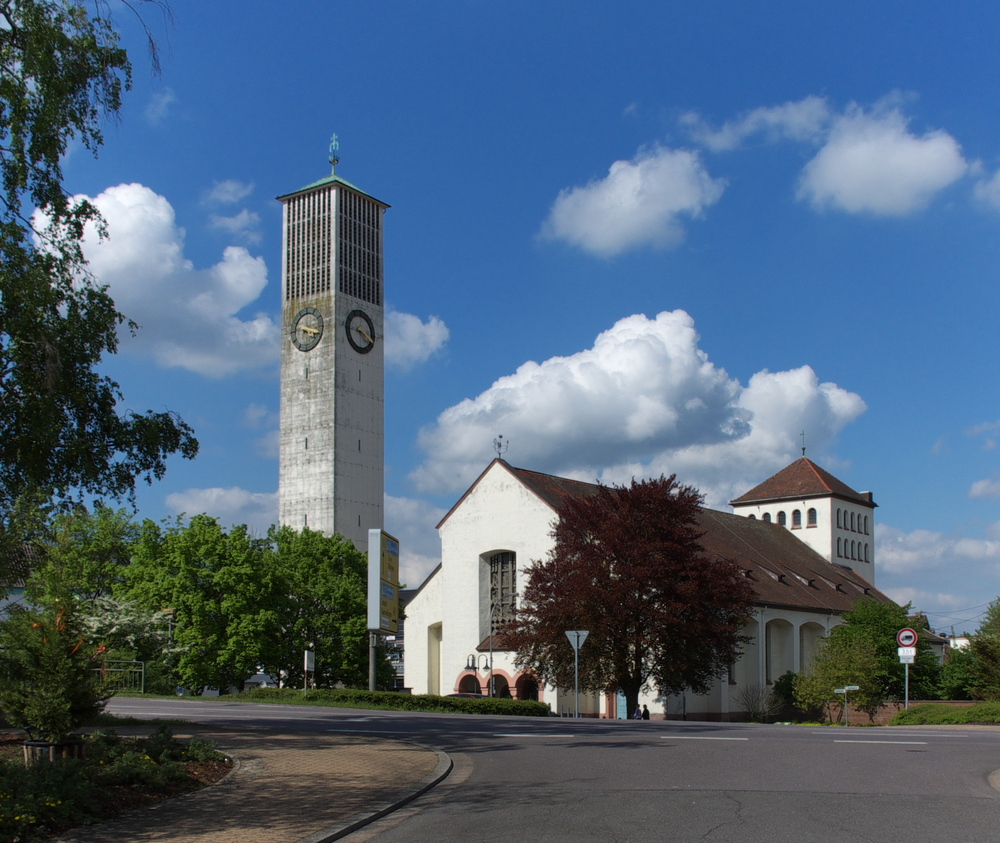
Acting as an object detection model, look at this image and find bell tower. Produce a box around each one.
[277,137,389,551]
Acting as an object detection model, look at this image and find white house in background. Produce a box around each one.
[404,458,895,720]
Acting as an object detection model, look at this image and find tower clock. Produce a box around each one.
[277,139,389,551]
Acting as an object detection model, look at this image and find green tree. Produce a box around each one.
[0,0,196,576]
[25,503,138,603]
[265,526,392,689]
[939,646,977,701]
[0,599,108,741]
[795,599,940,721]
[509,475,755,716]
[977,597,1000,638]
[120,515,273,692]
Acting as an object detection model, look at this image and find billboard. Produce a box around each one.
[368,529,400,634]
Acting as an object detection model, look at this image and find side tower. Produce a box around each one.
[277,140,389,551]
[730,457,877,584]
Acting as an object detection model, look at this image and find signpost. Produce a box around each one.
[368,530,401,691]
[565,630,589,718]
[897,628,918,709]
[834,685,860,726]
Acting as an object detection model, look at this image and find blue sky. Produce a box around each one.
[61,1,1000,633]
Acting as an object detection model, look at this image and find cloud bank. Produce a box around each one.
[410,310,865,508]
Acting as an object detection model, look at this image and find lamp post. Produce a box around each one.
[489,593,516,697]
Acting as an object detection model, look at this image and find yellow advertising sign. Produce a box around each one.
[368,529,400,634]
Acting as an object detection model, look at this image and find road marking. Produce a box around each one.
[659,735,749,741]
[493,734,576,738]
[812,731,967,738]
[325,728,420,734]
[833,740,927,745]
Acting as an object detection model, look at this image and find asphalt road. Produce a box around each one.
[108,698,1000,842]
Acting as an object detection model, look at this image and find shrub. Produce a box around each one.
[890,701,1000,726]
[0,728,223,841]
[0,602,109,742]
[237,686,552,716]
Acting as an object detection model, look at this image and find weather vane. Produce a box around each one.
[801,430,807,457]
[493,434,509,459]
[329,133,340,175]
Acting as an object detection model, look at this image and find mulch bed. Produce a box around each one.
[0,732,234,832]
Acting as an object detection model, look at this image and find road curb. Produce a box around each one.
[294,745,453,843]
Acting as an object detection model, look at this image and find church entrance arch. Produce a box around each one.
[490,674,511,698]
[457,673,481,694]
[515,673,539,701]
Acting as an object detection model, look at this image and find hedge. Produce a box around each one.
[890,702,1000,726]
[235,686,552,717]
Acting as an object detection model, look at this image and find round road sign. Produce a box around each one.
[897,628,918,647]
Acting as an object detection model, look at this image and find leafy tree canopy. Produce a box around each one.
[794,598,941,720]
[0,0,196,570]
[509,475,755,715]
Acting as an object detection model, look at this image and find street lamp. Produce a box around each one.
[489,593,516,697]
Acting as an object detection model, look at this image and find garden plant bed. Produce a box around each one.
[0,728,232,841]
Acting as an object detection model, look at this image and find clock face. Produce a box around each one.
[345,309,376,354]
[291,307,324,352]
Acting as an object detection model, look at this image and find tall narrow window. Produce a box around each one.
[763,512,772,522]
[777,511,787,526]
[489,551,516,628]
[792,510,802,528]
[807,508,817,527]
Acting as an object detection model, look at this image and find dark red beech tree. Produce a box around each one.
[509,475,755,716]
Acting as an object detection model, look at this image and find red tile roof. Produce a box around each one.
[730,458,875,507]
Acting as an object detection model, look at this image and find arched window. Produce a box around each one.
[850,541,856,559]
[489,551,517,628]
[763,512,772,523]
[792,510,802,528]
[807,508,817,527]
[777,511,787,526]
[864,543,870,562]
[850,512,856,532]
[837,538,842,557]
[748,514,756,520]
[836,508,842,528]
[864,516,869,535]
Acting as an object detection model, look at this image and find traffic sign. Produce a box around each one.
[900,655,915,664]
[566,630,589,651]
[898,646,916,657]
[897,628,918,648]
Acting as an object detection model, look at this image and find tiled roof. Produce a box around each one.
[730,458,874,507]
[695,508,888,612]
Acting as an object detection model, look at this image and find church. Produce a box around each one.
[271,147,894,718]
[404,456,894,720]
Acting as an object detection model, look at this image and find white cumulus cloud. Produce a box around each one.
[72,183,278,378]
[797,104,968,216]
[409,310,865,507]
[165,487,279,536]
[970,478,1000,499]
[385,310,449,371]
[681,95,831,151]
[540,146,725,257]
[385,495,447,587]
[209,209,262,244]
[203,180,255,206]
[974,169,1000,210]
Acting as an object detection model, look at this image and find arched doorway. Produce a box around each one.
[490,674,511,698]
[457,673,480,694]
[515,673,539,701]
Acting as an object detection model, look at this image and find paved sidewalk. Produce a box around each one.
[55,729,451,843]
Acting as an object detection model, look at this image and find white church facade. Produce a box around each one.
[404,457,893,720]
